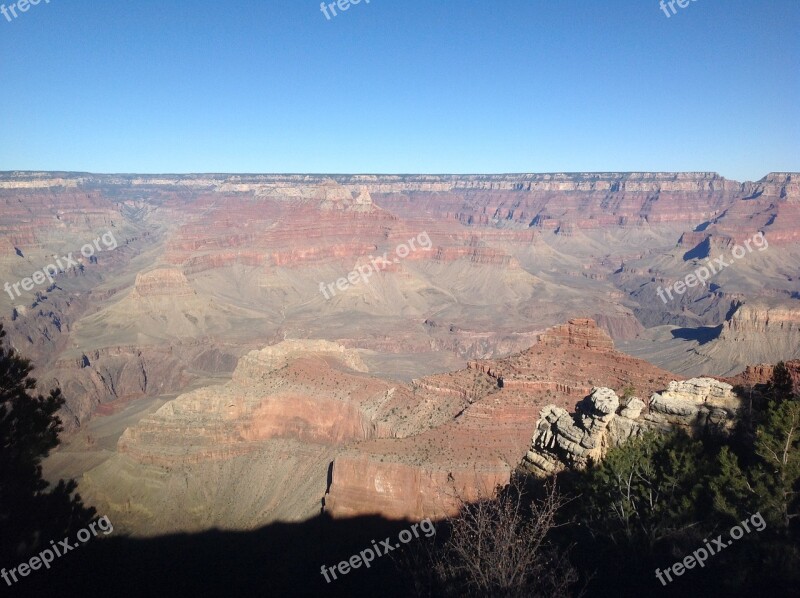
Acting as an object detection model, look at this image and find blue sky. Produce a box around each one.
[0,0,797,181]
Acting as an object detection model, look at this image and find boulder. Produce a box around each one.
[520,378,743,477]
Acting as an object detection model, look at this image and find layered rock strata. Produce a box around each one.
[521,378,740,477]
[323,320,679,521]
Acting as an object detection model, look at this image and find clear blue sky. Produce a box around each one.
[0,0,797,181]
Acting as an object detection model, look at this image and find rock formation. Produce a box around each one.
[727,358,800,388]
[520,377,741,477]
[131,268,196,298]
[322,320,679,521]
[0,170,796,535]
[78,339,419,534]
[2,171,799,429]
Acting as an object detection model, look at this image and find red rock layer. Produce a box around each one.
[726,359,800,388]
[324,319,679,520]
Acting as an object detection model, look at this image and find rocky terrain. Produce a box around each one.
[323,319,677,521]
[1,170,798,533]
[726,358,800,388]
[60,319,680,534]
[520,378,740,477]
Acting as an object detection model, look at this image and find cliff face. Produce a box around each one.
[2,171,798,425]
[323,320,679,521]
[323,456,510,521]
[5,172,796,244]
[686,304,800,375]
[0,190,122,253]
[360,172,797,241]
[721,303,800,337]
[81,340,427,534]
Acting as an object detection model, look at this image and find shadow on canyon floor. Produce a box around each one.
[670,324,723,345]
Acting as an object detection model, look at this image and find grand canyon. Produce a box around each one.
[1,165,799,598]
[3,1,798,595]
[0,170,796,535]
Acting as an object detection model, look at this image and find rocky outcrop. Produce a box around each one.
[520,378,741,477]
[727,359,800,388]
[536,318,615,351]
[323,321,679,521]
[132,268,195,297]
[468,319,675,400]
[522,387,623,476]
[232,339,368,381]
[649,378,741,427]
[644,378,740,433]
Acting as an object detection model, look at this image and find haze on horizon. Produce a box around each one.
[1,169,795,185]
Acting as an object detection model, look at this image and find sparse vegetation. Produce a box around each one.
[620,383,636,401]
[402,477,578,597]
[400,364,800,597]
[553,364,800,595]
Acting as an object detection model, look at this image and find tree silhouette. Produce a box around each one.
[403,477,578,597]
[0,323,96,564]
[769,361,795,404]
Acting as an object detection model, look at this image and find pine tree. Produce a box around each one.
[576,430,711,551]
[0,324,95,563]
[710,446,759,522]
[769,361,795,404]
[753,399,800,529]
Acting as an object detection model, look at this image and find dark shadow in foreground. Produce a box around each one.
[7,514,420,598]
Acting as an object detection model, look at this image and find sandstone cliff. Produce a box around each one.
[3,171,798,421]
[78,339,434,534]
[322,320,679,521]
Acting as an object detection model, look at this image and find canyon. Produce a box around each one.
[1,171,798,534]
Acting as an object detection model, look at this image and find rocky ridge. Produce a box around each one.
[322,320,679,521]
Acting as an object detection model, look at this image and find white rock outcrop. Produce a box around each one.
[521,378,741,477]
